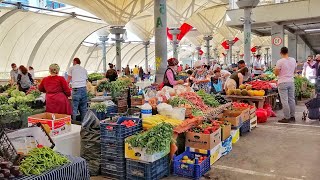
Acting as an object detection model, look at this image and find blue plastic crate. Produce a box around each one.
[240,120,250,136]
[101,156,126,172]
[100,117,142,139]
[173,147,211,180]
[126,155,170,180]
[91,109,107,120]
[101,137,125,159]
[101,168,126,180]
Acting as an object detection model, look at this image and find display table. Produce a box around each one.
[17,156,90,180]
[52,124,81,157]
[226,93,278,109]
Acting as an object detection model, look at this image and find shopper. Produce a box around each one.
[224,67,249,91]
[274,47,296,123]
[185,64,190,70]
[177,64,183,73]
[186,69,194,87]
[302,55,315,83]
[10,63,18,85]
[39,64,72,115]
[309,54,320,93]
[253,55,264,76]
[238,60,246,69]
[106,63,118,82]
[28,66,35,79]
[139,66,144,81]
[162,58,184,88]
[67,58,88,121]
[191,61,211,93]
[212,64,231,87]
[133,65,139,82]
[17,65,34,92]
[124,65,130,76]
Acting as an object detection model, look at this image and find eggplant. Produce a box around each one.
[0,162,12,169]
[10,166,20,177]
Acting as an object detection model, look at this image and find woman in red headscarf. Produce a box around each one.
[163,58,184,88]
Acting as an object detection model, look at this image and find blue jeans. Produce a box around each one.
[278,82,295,119]
[72,87,88,121]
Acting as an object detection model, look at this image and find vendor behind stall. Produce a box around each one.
[191,61,211,93]
[224,67,249,91]
[38,64,72,115]
[163,58,184,88]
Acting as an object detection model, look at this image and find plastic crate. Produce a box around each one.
[100,117,142,139]
[240,120,250,136]
[101,156,126,172]
[173,147,211,180]
[101,168,126,180]
[101,137,125,159]
[0,128,20,163]
[250,116,257,131]
[126,155,170,180]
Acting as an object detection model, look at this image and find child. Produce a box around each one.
[211,76,222,94]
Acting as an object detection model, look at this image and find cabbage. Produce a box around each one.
[8,97,16,104]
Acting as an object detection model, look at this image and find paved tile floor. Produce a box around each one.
[92,101,320,180]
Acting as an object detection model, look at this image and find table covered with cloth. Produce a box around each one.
[17,156,90,180]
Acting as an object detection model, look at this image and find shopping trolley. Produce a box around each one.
[302,94,320,121]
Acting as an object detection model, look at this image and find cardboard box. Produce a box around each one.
[189,142,222,165]
[226,108,250,122]
[221,123,231,141]
[125,138,170,162]
[218,115,242,127]
[185,127,221,150]
[231,129,240,144]
[28,113,71,137]
[250,116,257,131]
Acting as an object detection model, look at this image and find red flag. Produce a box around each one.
[240,54,244,57]
[167,23,193,41]
[222,53,226,57]
[233,37,239,43]
[251,47,257,53]
[221,40,229,50]
[199,49,204,55]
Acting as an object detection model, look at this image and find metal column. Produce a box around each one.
[203,35,213,64]
[236,0,259,66]
[227,40,234,65]
[154,0,167,83]
[288,33,297,60]
[265,47,270,67]
[110,27,126,71]
[271,25,284,65]
[99,36,108,73]
[143,41,150,72]
[195,46,201,61]
[169,28,180,60]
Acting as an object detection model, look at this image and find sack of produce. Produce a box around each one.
[80,110,101,175]
[263,103,276,117]
[256,108,268,123]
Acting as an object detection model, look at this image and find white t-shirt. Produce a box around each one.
[253,60,263,75]
[68,64,88,88]
[276,57,296,84]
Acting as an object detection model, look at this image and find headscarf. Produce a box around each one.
[49,64,60,75]
[167,58,179,66]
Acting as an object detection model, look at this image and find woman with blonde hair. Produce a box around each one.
[38,64,72,115]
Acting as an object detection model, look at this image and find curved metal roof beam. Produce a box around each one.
[121,43,143,66]
[126,46,145,65]
[83,44,98,68]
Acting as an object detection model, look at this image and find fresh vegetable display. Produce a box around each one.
[196,90,220,107]
[142,115,182,129]
[204,103,232,120]
[294,76,315,98]
[180,154,207,165]
[169,96,203,116]
[0,84,11,93]
[0,104,19,117]
[179,92,209,111]
[17,104,34,114]
[213,94,228,104]
[97,80,110,92]
[90,103,107,113]
[26,86,41,99]
[232,102,255,109]
[126,123,173,154]
[121,120,136,128]
[246,80,272,90]
[88,73,104,82]
[189,120,220,134]
[20,147,70,176]
[0,95,8,105]
[0,156,22,178]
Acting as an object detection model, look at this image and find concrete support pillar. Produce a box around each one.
[169,28,180,60]
[110,27,126,71]
[271,24,284,66]
[243,7,252,66]
[236,51,240,62]
[288,33,297,60]
[213,48,218,60]
[227,40,234,65]
[99,36,109,73]
[196,46,201,61]
[203,36,213,64]
[265,47,270,67]
[154,0,167,83]
[143,41,150,72]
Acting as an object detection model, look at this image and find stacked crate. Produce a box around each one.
[100,117,142,179]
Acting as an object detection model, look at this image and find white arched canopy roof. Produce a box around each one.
[0,7,107,74]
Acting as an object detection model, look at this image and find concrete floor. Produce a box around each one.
[93,101,320,180]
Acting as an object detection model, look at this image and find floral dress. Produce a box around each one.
[193,70,210,93]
